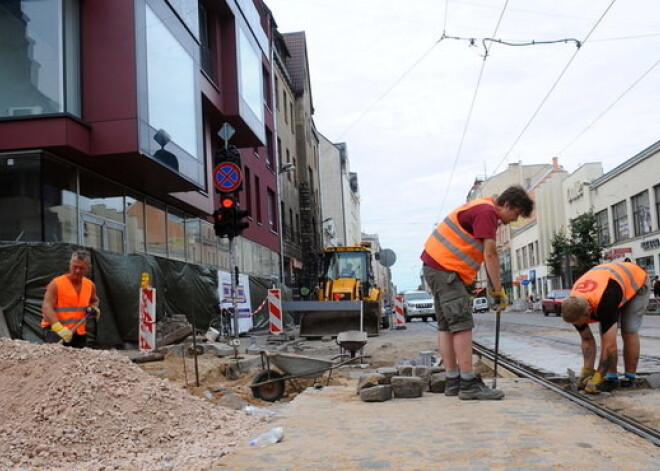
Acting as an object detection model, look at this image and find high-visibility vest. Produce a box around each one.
[41,275,94,335]
[571,262,648,315]
[423,197,495,284]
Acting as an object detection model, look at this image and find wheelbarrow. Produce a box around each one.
[250,350,364,402]
[336,330,367,358]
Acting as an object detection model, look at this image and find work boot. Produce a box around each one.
[620,377,639,388]
[597,378,619,393]
[458,374,504,401]
[444,376,460,397]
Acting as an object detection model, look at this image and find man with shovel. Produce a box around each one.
[421,185,534,400]
[42,250,100,348]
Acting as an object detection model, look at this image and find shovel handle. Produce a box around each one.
[57,309,94,344]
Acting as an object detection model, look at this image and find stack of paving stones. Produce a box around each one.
[358,364,447,402]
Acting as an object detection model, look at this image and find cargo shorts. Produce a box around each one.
[618,282,649,334]
[422,265,472,332]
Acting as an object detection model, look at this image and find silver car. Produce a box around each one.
[401,290,435,322]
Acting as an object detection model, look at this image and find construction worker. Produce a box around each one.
[42,250,100,348]
[561,261,649,393]
[421,185,534,400]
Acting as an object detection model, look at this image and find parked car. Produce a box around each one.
[472,297,489,313]
[541,289,571,316]
[401,290,435,322]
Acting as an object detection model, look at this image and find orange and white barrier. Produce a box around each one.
[139,273,156,352]
[267,289,283,335]
[393,296,406,329]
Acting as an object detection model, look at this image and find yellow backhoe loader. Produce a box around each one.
[285,243,386,338]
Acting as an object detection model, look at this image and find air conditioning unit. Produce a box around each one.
[7,106,43,116]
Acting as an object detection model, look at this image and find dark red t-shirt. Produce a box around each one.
[421,203,497,270]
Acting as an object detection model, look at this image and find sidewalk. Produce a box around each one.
[216,378,660,470]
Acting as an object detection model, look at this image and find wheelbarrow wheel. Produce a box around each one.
[251,370,285,402]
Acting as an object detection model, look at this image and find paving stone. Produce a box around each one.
[391,375,424,398]
[356,373,386,393]
[360,384,392,402]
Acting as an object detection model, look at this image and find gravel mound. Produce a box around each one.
[0,339,262,470]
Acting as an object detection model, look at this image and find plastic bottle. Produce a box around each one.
[248,427,284,447]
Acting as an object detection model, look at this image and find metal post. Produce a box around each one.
[229,238,239,358]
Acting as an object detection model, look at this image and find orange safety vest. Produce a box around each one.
[423,197,495,284]
[41,275,94,335]
[570,262,648,317]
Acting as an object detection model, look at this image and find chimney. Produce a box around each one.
[552,156,559,169]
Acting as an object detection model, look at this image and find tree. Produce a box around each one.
[568,210,606,278]
[546,211,608,286]
[547,231,570,278]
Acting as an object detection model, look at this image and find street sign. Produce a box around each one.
[213,162,242,192]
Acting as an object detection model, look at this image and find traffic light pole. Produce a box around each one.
[229,237,240,357]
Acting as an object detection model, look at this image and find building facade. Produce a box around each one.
[0,0,280,279]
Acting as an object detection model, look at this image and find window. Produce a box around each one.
[255,175,262,223]
[655,184,660,231]
[275,76,280,110]
[612,201,629,242]
[79,170,125,254]
[283,90,288,123]
[0,153,42,242]
[290,102,294,133]
[529,243,536,266]
[167,208,186,261]
[145,199,167,257]
[632,191,652,236]
[185,217,202,264]
[199,4,213,79]
[126,192,146,253]
[0,0,80,118]
[595,209,610,245]
[238,27,264,123]
[43,157,78,244]
[267,189,277,232]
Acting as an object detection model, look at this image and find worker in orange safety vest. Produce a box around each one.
[421,185,534,401]
[562,261,649,394]
[42,250,100,348]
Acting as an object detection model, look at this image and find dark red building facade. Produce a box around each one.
[0,0,280,277]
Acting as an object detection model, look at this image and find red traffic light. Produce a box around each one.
[220,196,236,209]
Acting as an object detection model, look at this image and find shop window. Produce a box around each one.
[43,157,77,244]
[185,216,202,264]
[125,192,146,254]
[0,153,42,241]
[145,199,167,257]
[167,208,186,261]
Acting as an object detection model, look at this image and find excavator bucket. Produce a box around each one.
[284,300,381,338]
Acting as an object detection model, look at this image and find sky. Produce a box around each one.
[265,0,660,292]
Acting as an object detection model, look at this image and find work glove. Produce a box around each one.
[578,367,596,390]
[584,371,604,394]
[87,306,101,319]
[51,321,73,342]
[489,290,509,309]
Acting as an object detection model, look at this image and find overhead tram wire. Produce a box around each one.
[558,52,660,156]
[436,0,510,218]
[489,0,618,176]
[335,37,443,141]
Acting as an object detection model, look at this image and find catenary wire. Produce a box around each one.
[489,0,617,176]
[558,52,660,156]
[436,0,510,219]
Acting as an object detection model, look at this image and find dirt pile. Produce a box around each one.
[0,339,263,471]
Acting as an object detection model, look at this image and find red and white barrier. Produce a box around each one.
[393,296,406,329]
[267,289,283,335]
[139,274,156,352]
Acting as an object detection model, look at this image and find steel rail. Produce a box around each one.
[473,341,660,447]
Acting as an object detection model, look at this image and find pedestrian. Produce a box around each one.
[561,261,649,393]
[653,275,660,299]
[421,185,534,400]
[41,250,100,348]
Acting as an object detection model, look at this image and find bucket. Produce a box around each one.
[205,327,220,342]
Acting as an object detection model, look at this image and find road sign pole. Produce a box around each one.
[229,239,240,356]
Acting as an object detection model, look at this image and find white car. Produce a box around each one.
[401,290,435,322]
[472,297,489,313]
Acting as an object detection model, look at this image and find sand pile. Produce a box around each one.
[0,339,263,471]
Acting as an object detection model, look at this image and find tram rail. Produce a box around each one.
[472,341,660,447]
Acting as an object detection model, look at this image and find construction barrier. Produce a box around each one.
[138,273,156,352]
[267,289,283,335]
[393,296,406,329]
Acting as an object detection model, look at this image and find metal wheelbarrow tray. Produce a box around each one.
[250,350,363,402]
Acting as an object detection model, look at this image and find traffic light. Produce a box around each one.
[233,204,250,237]
[213,194,249,238]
